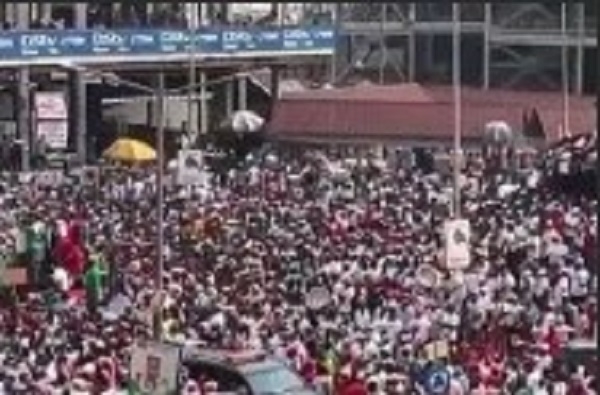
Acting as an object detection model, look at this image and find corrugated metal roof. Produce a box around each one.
[280,82,437,104]
[268,84,595,142]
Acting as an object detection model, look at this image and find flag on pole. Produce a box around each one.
[84,254,108,309]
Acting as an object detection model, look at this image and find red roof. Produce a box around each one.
[267,84,595,143]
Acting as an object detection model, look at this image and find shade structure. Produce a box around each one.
[223,110,265,133]
[103,138,157,162]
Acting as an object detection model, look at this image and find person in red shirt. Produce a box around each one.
[335,366,368,395]
[53,236,85,282]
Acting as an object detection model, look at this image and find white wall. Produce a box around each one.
[102,94,212,130]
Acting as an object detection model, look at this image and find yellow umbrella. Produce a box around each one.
[103,138,157,162]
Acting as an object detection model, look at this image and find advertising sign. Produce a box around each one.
[34,92,69,150]
[176,150,205,186]
[0,27,336,65]
[443,219,471,270]
[36,121,69,150]
[130,341,181,395]
[34,92,68,119]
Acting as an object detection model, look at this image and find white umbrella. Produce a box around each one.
[226,110,265,133]
[484,120,514,146]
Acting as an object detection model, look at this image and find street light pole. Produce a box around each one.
[56,62,244,341]
[187,3,199,149]
[561,2,570,138]
[153,71,166,341]
[452,3,462,219]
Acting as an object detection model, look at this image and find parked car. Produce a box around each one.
[181,348,321,395]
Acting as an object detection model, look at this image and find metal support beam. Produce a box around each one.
[495,3,555,30]
[329,3,341,84]
[483,3,491,89]
[238,75,247,111]
[225,80,234,117]
[221,3,230,24]
[452,3,462,218]
[193,1,209,148]
[199,72,208,135]
[73,3,87,164]
[561,2,570,136]
[153,70,166,342]
[199,3,208,25]
[379,4,388,84]
[270,66,280,100]
[575,2,585,95]
[408,3,416,82]
[15,4,30,171]
[186,2,198,148]
[489,42,558,90]
[276,3,284,26]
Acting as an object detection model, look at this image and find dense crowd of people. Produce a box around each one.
[0,3,332,31]
[0,137,596,394]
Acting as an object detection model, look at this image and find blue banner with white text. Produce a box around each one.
[0,26,335,63]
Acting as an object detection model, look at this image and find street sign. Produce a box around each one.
[424,365,450,395]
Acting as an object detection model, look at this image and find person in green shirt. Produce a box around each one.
[84,253,108,313]
[25,222,49,287]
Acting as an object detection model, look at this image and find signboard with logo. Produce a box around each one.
[176,150,205,186]
[443,219,471,270]
[130,341,181,395]
[0,27,336,66]
[34,92,69,150]
[423,364,450,395]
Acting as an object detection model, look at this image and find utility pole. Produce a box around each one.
[187,2,199,149]
[452,3,462,218]
[153,71,166,341]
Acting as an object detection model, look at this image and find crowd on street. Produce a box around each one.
[0,138,596,394]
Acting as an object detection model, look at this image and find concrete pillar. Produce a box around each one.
[238,76,247,111]
[72,3,87,164]
[15,4,30,171]
[225,80,234,116]
[199,72,209,135]
[483,3,491,90]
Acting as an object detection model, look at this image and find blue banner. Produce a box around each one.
[0,27,335,63]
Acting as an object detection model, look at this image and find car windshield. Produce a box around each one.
[244,365,307,394]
